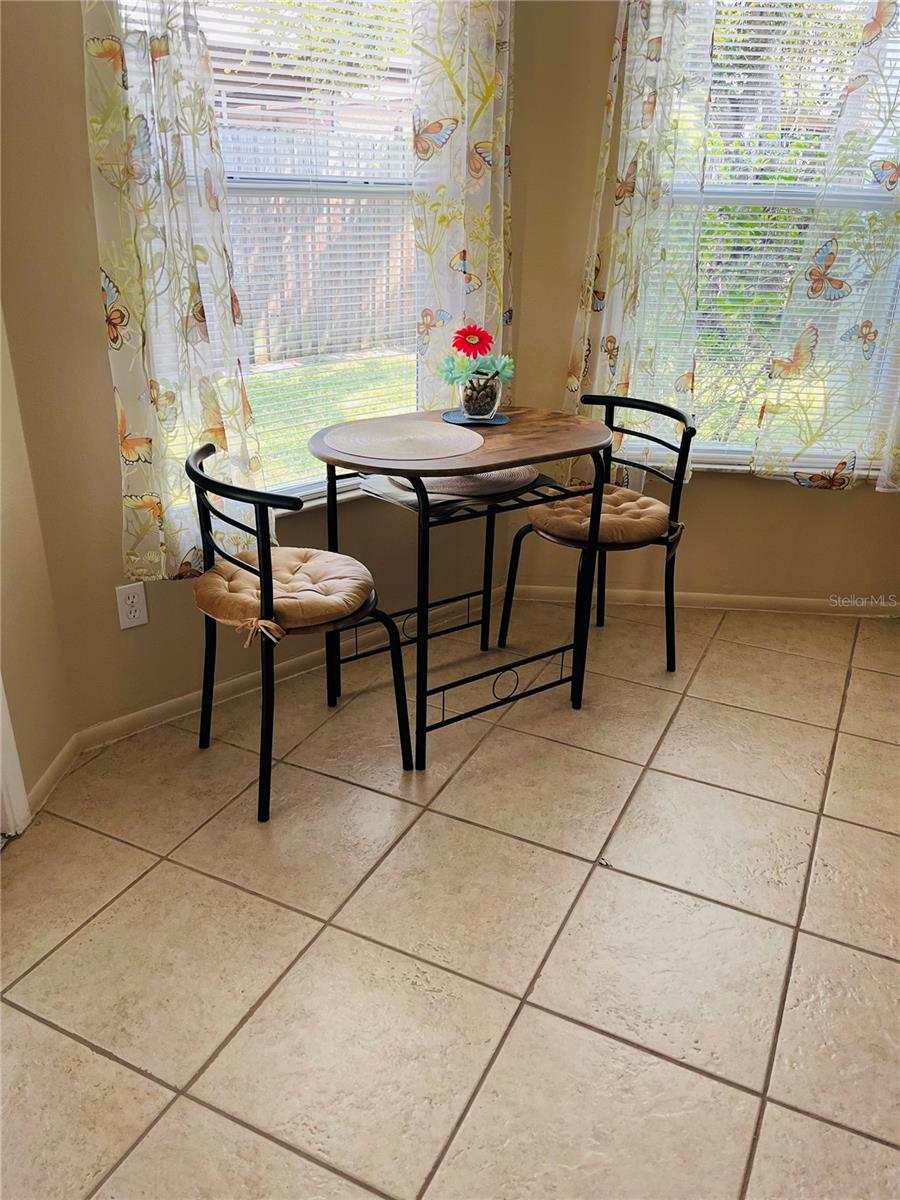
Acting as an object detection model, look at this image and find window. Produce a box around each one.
[665,0,900,469]
[204,0,416,492]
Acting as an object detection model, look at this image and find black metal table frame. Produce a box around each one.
[322,451,607,770]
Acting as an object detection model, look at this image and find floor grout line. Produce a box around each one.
[488,610,895,724]
[317,691,895,838]
[434,670,894,822]
[38,819,531,1001]
[808,810,900,840]
[510,676,900,747]
[415,610,733,1197]
[841,662,900,681]
[272,754,443,809]
[169,687,499,1193]
[762,1097,900,1152]
[184,1095,402,1200]
[736,617,863,1200]
[415,805,598,863]
[22,807,900,1026]
[673,688,848,733]
[75,689,504,1200]
[414,844,599,1198]
[590,860,796,929]
[644,765,900,837]
[7,610,897,1198]
[523,999,762,1098]
[521,1000,900,1153]
[156,770,269,859]
[1,994,177,1093]
[36,809,173,856]
[14,656,896,967]
[494,709,658,763]
[710,636,860,666]
[164,632,896,832]
[161,857,329,924]
[594,609,730,866]
[81,1094,183,1200]
[62,607,897,777]
[327,923,522,1001]
[37,711,900,896]
[42,729,266,862]
[0,857,163,998]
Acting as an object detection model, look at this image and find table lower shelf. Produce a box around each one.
[424,643,573,731]
[340,590,574,728]
[357,471,594,527]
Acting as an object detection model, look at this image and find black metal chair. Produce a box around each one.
[186,445,412,822]
[499,396,695,671]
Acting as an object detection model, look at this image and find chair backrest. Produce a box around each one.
[185,444,304,620]
[580,395,696,525]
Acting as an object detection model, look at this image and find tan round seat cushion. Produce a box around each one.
[194,547,374,630]
[531,484,671,545]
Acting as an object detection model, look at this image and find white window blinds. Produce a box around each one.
[667,0,900,468]
[203,0,416,491]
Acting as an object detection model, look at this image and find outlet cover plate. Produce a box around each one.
[116,582,148,629]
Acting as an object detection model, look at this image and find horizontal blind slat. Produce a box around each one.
[203,0,417,489]
[660,0,900,461]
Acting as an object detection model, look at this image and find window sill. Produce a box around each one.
[273,476,363,519]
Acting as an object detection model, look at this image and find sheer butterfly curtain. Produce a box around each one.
[411,0,514,409]
[752,8,900,490]
[564,0,714,474]
[83,0,263,582]
[566,0,899,491]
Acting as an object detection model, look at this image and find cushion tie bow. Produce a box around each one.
[235,618,286,649]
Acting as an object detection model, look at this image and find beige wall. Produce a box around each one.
[510,0,900,604]
[511,1,620,407]
[0,1,482,787]
[1,319,76,792]
[517,469,900,604]
[1,0,898,794]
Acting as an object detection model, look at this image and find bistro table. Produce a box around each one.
[308,406,613,769]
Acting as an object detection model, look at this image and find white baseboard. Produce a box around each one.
[24,734,85,818]
[25,602,474,819]
[24,584,882,822]
[25,641,329,820]
[515,583,895,615]
[80,642,328,750]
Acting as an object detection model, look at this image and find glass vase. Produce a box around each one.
[458,372,503,421]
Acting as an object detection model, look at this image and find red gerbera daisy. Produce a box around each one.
[452,323,493,358]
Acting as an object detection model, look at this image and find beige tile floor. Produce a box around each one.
[2,602,898,1200]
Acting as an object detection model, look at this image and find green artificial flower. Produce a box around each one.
[436,353,477,386]
[436,350,516,387]
[473,353,516,382]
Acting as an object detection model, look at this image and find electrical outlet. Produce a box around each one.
[116,582,149,629]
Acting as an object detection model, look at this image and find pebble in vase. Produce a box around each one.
[459,374,503,420]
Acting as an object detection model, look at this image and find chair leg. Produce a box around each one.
[324,630,340,707]
[570,546,596,709]
[595,549,607,627]
[199,616,217,749]
[498,523,532,649]
[480,508,496,651]
[412,482,432,772]
[372,611,413,771]
[664,552,676,673]
[257,636,276,822]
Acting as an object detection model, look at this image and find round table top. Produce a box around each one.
[308,406,613,478]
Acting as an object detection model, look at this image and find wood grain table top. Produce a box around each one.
[308,407,612,477]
